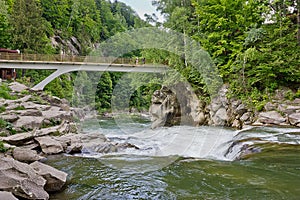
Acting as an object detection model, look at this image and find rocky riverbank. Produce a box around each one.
[0,82,138,200]
[149,83,300,129]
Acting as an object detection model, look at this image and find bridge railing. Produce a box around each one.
[0,53,138,65]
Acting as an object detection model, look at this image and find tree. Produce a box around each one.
[0,0,11,48]
[10,0,53,53]
[40,0,72,36]
[95,72,113,111]
[70,0,101,54]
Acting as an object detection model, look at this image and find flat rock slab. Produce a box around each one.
[2,125,67,145]
[0,157,49,200]
[35,136,64,155]
[2,132,35,145]
[0,191,18,200]
[20,101,51,111]
[30,161,68,192]
[1,114,19,123]
[14,116,44,129]
[289,113,300,126]
[42,106,68,119]
[9,82,28,92]
[17,109,43,116]
[258,111,286,125]
[13,147,44,163]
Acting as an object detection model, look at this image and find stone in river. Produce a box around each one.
[35,136,64,155]
[30,161,68,192]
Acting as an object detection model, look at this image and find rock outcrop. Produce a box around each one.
[0,157,49,200]
[0,191,18,200]
[149,83,205,129]
[149,84,300,129]
[30,161,67,192]
[0,82,79,199]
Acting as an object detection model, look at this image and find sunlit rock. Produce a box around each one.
[30,161,67,192]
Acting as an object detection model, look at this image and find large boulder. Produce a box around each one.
[42,106,72,122]
[211,107,228,126]
[9,82,28,93]
[0,157,49,200]
[208,85,230,126]
[0,191,18,200]
[20,102,51,111]
[35,136,64,155]
[30,161,68,192]
[54,133,83,153]
[2,132,35,145]
[149,86,180,128]
[149,83,203,129]
[18,109,43,117]
[13,147,44,163]
[288,113,300,127]
[257,111,287,125]
[1,114,19,123]
[13,116,44,130]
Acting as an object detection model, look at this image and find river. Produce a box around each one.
[48,116,300,199]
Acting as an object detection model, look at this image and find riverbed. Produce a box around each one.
[48,116,300,199]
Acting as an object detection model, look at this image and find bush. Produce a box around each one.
[0,118,7,129]
[0,141,8,153]
[0,106,6,113]
[0,84,16,100]
[0,118,16,135]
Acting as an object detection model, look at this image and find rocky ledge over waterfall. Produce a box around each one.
[0,82,138,200]
[0,82,78,199]
[149,83,300,129]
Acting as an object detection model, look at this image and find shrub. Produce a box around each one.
[13,105,26,110]
[0,141,8,153]
[0,106,6,113]
[0,84,16,100]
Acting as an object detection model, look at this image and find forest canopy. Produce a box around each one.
[0,0,299,112]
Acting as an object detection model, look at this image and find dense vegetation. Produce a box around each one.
[150,0,300,107]
[0,0,154,112]
[0,0,299,112]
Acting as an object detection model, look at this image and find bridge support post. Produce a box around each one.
[32,68,73,91]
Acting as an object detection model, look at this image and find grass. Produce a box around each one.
[0,106,6,113]
[0,84,16,100]
[0,118,7,129]
[13,105,26,110]
[0,141,8,153]
[29,95,48,105]
[0,118,17,135]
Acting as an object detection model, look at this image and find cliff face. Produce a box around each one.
[149,83,206,129]
[149,83,300,129]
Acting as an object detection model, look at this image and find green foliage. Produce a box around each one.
[95,72,113,112]
[30,94,49,105]
[0,0,12,48]
[13,105,26,110]
[0,84,15,100]
[1,0,298,113]
[152,0,300,110]
[0,141,8,153]
[0,118,16,135]
[0,106,6,113]
[10,0,54,53]
[0,118,6,129]
[45,74,73,100]
[295,90,300,98]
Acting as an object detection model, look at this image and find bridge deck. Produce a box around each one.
[0,53,168,90]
